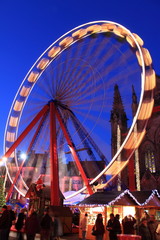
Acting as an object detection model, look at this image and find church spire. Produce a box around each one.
[110,84,128,157]
[112,84,125,113]
[110,84,128,127]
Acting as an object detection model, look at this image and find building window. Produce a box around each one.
[145,148,156,173]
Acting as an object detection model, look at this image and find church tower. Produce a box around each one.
[131,85,140,190]
[110,84,128,158]
[110,84,128,190]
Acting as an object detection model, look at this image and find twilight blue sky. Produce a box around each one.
[0,0,159,157]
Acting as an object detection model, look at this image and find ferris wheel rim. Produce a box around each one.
[4,20,152,199]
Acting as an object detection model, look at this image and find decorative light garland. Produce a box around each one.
[78,189,160,207]
[117,125,121,191]
[108,189,129,206]
[134,124,141,191]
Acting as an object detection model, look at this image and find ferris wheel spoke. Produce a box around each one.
[55,35,109,94]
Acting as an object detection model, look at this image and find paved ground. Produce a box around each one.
[9,232,80,240]
[60,233,79,239]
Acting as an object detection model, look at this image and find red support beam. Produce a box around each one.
[49,101,60,206]
[4,105,49,201]
[55,107,93,195]
[6,108,49,202]
[153,106,160,113]
[27,111,48,153]
[4,105,49,159]
[127,150,136,191]
[6,159,25,202]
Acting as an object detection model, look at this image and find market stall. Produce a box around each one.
[78,189,160,240]
[78,190,138,240]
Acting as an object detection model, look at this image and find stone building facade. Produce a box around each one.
[110,75,160,190]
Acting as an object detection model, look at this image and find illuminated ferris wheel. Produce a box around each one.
[3,21,155,204]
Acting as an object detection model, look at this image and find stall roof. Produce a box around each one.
[130,190,160,207]
[78,189,160,207]
[78,190,138,206]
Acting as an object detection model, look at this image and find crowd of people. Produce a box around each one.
[0,205,63,240]
[1,204,160,240]
[80,211,160,240]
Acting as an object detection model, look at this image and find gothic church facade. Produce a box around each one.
[110,75,160,190]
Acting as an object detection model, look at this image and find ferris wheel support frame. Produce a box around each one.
[27,110,49,153]
[5,105,49,201]
[49,101,60,206]
[4,105,49,159]
[5,102,93,202]
[4,20,155,200]
[54,103,93,195]
[6,108,49,202]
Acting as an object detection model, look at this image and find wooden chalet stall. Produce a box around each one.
[130,190,160,220]
[78,189,160,240]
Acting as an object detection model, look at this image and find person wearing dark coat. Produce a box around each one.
[148,215,159,240]
[122,215,136,234]
[115,214,122,234]
[139,218,152,240]
[40,208,52,240]
[25,210,40,240]
[15,208,26,240]
[0,205,11,240]
[7,205,16,239]
[107,213,121,240]
[94,213,105,240]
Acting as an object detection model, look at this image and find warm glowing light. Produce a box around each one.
[123,206,135,217]
[0,157,7,166]
[138,99,154,120]
[113,26,125,38]
[72,28,87,38]
[117,125,121,191]
[144,69,156,91]
[132,33,144,47]
[2,157,7,162]
[91,206,104,213]
[134,124,141,191]
[101,24,111,32]
[37,58,49,70]
[126,35,136,48]
[124,130,146,149]
[9,116,18,127]
[126,33,143,48]
[86,24,102,33]
[28,71,39,83]
[101,23,116,32]
[136,48,152,66]
[142,48,152,66]
[13,100,23,111]
[20,86,30,97]
[59,36,73,48]
[104,160,127,175]
[119,28,129,37]
[6,131,15,142]
[48,46,61,58]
